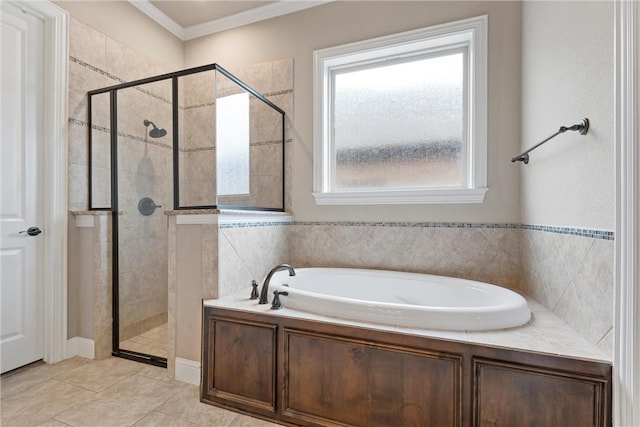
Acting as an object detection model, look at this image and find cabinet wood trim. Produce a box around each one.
[473,357,611,427]
[280,327,463,426]
[201,314,278,413]
[201,307,612,427]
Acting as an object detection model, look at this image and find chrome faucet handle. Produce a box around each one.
[250,280,259,300]
[271,290,289,310]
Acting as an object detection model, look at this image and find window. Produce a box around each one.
[217,92,250,196]
[313,16,488,205]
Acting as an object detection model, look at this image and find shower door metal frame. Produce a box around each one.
[87,63,287,368]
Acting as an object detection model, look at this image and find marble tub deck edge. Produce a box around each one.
[204,289,610,364]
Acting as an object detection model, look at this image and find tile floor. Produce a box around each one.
[120,323,168,359]
[0,356,281,426]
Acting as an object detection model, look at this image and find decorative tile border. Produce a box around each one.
[184,102,215,110]
[179,218,615,240]
[68,118,172,150]
[181,146,215,153]
[265,89,293,97]
[72,56,172,105]
[520,224,614,240]
[70,56,122,84]
[292,221,615,240]
[178,139,292,153]
[219,221,292,228]
[292,221,519,229]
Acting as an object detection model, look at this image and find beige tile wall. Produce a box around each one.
[167,216,289,373]
[521,229,614,356]
[182,60,292,210]
[289,223,522,291]
[68,18,174,349]
[287,223,614,357]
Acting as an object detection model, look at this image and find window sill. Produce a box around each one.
[312,188,488,205]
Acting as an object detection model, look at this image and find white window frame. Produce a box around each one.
[312,15,488,205]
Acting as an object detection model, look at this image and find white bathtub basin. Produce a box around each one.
[270,268,531,331]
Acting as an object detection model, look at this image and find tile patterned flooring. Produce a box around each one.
[120,323,168,359]
[0,356,281,426]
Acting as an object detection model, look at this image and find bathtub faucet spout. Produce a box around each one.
[259,264,296,304]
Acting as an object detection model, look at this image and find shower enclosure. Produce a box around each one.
[87,64,285,366]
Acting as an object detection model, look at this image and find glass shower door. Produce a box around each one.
[115,79,173,363]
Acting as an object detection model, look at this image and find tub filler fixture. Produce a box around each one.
[268,267,531,331]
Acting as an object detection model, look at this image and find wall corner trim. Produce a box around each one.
[614,0,640,425]
[175,357,201,385]
[65,337,95,360]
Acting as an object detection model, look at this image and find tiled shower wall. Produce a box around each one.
[178,60,292,210]
[68,18,173,343]
[179,70,216,207]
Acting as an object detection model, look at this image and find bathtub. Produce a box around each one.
[270,268,531,331]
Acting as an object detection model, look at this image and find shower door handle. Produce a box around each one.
[19,227,42,236]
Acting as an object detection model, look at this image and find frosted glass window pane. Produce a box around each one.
[333,52,464,190]
[217,92,250,196]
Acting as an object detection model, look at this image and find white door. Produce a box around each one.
[0,2,45,373]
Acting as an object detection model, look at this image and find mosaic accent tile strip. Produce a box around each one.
[71,120,290,153]
[69,118,172,150]
[177,139,292,153]
[219,221,292,228]
[520,224,615,240]
[70,56,122,84]
[72,56,172,106]
[291,221,614,240]
[184,102,216,110]
[217,220,614,239]
[252,139,292,147]
[265,89,293,97]
[293,221,520,229]
[180,146,216,153]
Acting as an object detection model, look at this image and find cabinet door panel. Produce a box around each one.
[284,329,462,427]
[204,316,277,412]
[474,359,607,427]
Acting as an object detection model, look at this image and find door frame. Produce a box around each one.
[615,1,639,425]
[9,0,69,365]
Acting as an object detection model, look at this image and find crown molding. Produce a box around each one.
[128,0,332,42]
[128,0,185,39]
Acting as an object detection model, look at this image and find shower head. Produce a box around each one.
[143,119,167,138]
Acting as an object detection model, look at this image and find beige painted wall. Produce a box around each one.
[185,1,523,223]
[521,1,614,230]
[53,0,183,71]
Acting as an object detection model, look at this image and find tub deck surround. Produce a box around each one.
[204,288,609,363]
[202,299,612,426]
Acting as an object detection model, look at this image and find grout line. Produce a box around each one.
[596,326,613,346]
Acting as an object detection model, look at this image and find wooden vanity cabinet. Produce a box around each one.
[202,307,612,427]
